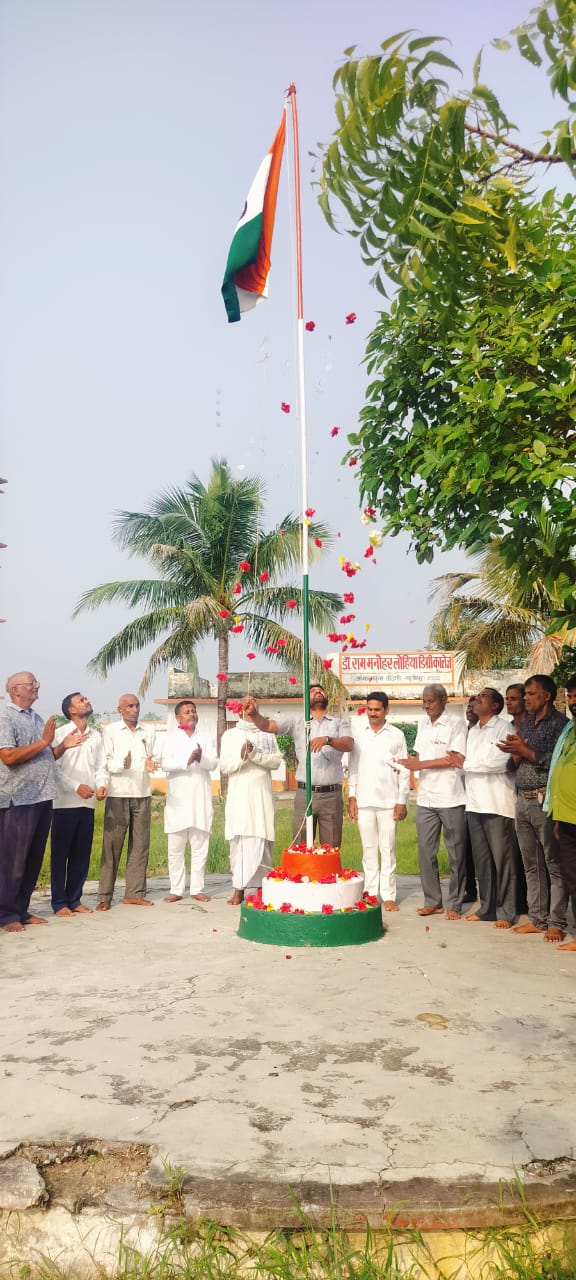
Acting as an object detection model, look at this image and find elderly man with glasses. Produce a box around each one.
[0,672,86,932]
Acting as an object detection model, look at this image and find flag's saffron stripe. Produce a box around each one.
[222,114,286,323]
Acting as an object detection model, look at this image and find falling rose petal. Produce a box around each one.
[259,570,269,583]
[340,614,355,624]
[246,653,256,660]
[349,457,358,467]
[231,625,244,634]
[364,506,376,518]
[279,528,285,536]
[357,707,366,715]
[219,609,230,618]
[288,677,297,685]
[305,508,315,517]
[337,531,341,538]
[345,312,357,325]
[305,321,315,332]
[226,699,243,714]
[330,427,340,437]
[322,659,333,670]
[343,593,354,604]
[267,645,279,654]
[216,673,228,682]
[364,547,374,558]
[238,560,251,572]
[277,638,287,647]
[425,926,430,933]
[314,538,322,548]
[285,599,297,609]
[233,583,242,594]
[281,402,291,414]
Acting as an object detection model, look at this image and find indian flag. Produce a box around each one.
[222,114,286,324]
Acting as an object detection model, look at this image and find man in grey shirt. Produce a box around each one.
[0,672,86,932]
[243,684,353,846]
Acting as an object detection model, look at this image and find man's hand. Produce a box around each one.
[240,740,254,760]
[62,729,89,751]
[497,734,530,759]
[42,716,56,746]
[446,750,465,768]
[311,736,330,753]
[395,756,419,772]
[145,756,159,773]
[96,787,107,801]
[243,696,257,718]
[77,784,94,799]
[348,796,358,821]
[393,804,407,823]
[554,821,559,840]
[187,746,202,766]
[123,751,132,769]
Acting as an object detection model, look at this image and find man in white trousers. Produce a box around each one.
[220,699,282,906]
[161,701,217,903]
[348,692,409,911]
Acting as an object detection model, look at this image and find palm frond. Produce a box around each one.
[86,609,186,676]
[73,580,188,616]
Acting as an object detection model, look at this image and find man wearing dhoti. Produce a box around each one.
[161,701,217,903]
[219,700,282,905]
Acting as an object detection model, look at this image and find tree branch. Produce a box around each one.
[465,121,573,164]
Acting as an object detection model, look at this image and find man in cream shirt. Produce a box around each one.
[52,691,108,916]
[161,700,217,903]
[398,684,467,920]
[96,694,158,910]
[348,692,409,911]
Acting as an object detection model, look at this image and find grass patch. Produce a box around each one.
[38,798,446,887]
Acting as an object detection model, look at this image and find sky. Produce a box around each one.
[0,0,563,717]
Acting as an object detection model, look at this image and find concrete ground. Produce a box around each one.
[2,870,576,1241]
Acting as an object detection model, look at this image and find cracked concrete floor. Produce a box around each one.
[1,874,576,1188]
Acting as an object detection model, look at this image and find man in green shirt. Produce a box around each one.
[545,675,576,952]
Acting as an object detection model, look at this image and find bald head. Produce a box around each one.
[118,694,140,727]
[6,672,40,709]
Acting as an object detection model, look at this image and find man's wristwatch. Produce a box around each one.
[326,736,334,747]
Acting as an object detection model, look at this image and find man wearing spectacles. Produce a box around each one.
[0,672,86,932]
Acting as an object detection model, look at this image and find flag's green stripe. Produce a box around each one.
[221,213,263,323]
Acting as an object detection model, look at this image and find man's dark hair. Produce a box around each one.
[525,674,557,702]
[485,687,504,715]
[506,682,525,698]
[309,683,326,693]
[366,691,389,709]
[174,700,196,716]
[61,692,81,720]
[565,674,576,692]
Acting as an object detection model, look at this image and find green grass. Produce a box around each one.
[15,1215,576,1279]
[39,797,447,886]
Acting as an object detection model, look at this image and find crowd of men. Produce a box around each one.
[0,670,574,952]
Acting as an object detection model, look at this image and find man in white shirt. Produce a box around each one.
[398,684,467,920]
[348,692,409,910]
[161,700,217,903]
[51,692,108,916]
[96,694,158,911]
[447,687,517,927]
[220,700,282,906]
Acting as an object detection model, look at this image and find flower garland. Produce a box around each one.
[245,891,379,915]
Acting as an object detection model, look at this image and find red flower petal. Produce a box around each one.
[349,457,358,467]
[238,560,251,572]
[314,537,323,549]
[305,508,315,518]
[343,593,354,604]
[305,321,315,332]
[330,427,340,437]
[259,570,269,583]
[277,638,287,647]
[267,645,279,654]
[216,673,227,682]
[281,402,291,414]
[231,624,244,634]
[219,609,230,618]
[285,599,297,609]
[288,677,297,685]
[233,583,242,594]
[246,652,256,660]
[340,614,355,624]
[345,312,357,325]
[322,659,333,670]
[357,707,366,715]
[364,546,374,558]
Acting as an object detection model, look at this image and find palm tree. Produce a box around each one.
[428,526,576,677]
[75,459,344,744]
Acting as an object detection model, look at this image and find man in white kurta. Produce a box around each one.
[348,692,409,910]
[219,703,281,905]
[161,700,217,903]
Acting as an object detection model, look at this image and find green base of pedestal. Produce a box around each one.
[237,903,385,948]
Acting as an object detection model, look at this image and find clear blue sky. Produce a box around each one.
[0,0,560,715]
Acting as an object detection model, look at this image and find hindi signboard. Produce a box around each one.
[337,651,456,693]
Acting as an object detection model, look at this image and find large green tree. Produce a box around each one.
[318,2,576,619]
[75,459,343,744]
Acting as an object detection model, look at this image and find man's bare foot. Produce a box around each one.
[512,922,545,935]
[383,900,399,912]
[123,897,154,906]
[163,894,182,903]
[54,907,75,917]
[544,927,565,943]
[73,904,93,914]
[557,940,576,951]
[227,890,244,906]
[445,909,461,921]
[3,921,26,932]
[191,893,210,902]
[494,920,512,929]
[417,906,443,917]
[96,902,111,912]
[24,915,47,925]
[464,913,484,922]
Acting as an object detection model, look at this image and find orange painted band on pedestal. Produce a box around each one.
[281,849,342,880]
